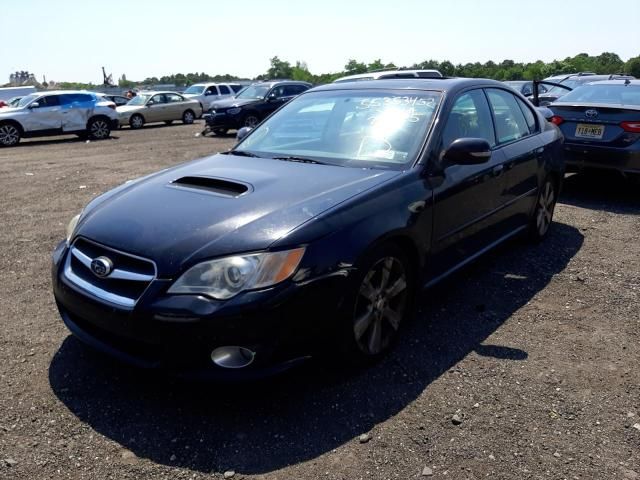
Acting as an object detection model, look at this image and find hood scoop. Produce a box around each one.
[170,176,250,197]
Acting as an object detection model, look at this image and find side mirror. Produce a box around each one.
[236,127,252,142]
[267,93,278,102]
[28,102,40,109]
[443,138,492,165]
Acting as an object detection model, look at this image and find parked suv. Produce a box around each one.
[0,91,118,147]
[202,80,312,135]
[182,83,244,113]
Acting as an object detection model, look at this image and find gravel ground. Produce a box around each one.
[0,122,638,480]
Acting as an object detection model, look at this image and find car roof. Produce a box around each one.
[583,79,640,86]
[334,70,443,83]
[29,90,95,96]
[311,77,505,94]
[135,90,183,95]
[190,82,241,87]
[253,80,313,87]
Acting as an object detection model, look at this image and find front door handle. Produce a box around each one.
[492,164,504,177]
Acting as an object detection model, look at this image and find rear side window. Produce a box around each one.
[442,89,496,148]
[218,85,231,95]
[515,96,537,133]
[60,94,93,105]
[284,84,309,96]
[486,89,531,144]
[230,84,244,93]
[38,95,61,107]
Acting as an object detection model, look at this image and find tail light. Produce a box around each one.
[550,115,564,126]
[620,121,640,133]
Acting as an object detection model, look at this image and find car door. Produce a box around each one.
[23,95,62,132]
[218,84,233,100]
[485,88,543,231]
[60,93,93,132]
[165,93,185,119]
[260,85,289,117]
[203,86,219,110]
[428,89,509,277]
[146,94,167,122]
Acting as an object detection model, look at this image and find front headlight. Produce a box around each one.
[168,247,305,300]
[66,213,81,243]
[227,107,241,115]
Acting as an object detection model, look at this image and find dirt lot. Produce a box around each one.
[0,122,638,480]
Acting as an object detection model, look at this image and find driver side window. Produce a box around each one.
[442,90,495,149]
[149,94,166,105]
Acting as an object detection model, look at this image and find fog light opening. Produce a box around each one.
[210,346,255,369]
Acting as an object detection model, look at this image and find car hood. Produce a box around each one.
[75,154,400,276]
[211,97,259,109]
[0,106,22,115]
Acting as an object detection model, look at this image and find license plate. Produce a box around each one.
[575,123,604,139]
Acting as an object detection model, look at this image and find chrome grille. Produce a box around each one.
[63,238,157,308]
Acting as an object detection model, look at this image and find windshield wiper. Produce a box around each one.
[223,150,261,158]
[272,155,330,165]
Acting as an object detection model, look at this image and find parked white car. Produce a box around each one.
[0,90,118,147]
[333,69,443,83]
[181,83,244,113]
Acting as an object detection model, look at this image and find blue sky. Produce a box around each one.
[2,0,639,84]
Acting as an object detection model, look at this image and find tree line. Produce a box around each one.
[53,52,640,90]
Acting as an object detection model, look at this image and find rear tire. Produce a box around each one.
[182,110,195,124]
[87,117,111,140]
[528,176,558,242]
[129,114,144,129]
[0,122,21,147]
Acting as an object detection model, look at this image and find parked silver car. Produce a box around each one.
[0,90,118,147]
[182,83,244,113]
[116,91,202,129]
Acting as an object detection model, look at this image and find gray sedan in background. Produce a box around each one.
[117,91,202,129]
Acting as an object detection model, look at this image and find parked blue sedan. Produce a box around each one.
[52,78,564,379]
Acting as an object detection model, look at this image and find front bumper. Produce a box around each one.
[564,142,640,175]
[51,241,350,379]
[203,111,243,130]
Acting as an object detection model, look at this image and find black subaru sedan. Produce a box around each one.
[52,78,564,378]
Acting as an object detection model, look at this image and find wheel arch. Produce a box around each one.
[86,114,112,129]
[0,119,25,135]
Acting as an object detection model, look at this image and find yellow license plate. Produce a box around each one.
[575,123,604,139]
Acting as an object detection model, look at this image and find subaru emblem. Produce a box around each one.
[90,256,114,278]
[585,109,598,118]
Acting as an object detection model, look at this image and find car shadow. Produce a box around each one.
[48,222,583,475]
[120,121,203,131]
[19,136,120,147]
[560,172,640,215]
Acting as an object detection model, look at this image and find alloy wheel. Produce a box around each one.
[183,111,194,124]
[90,120,109,139]
[536,180,556,236]
[130,115,144,129]
[244,115,259,128]
[0,124,20,146]
[353,257,408,356]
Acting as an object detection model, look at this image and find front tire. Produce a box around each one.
[340,244,413,363]
[0,122,21,147]
[528,177,558,242]
[182,110,195,124]
[243,113,260,128]
[129,114,144,129]
[88,117,111,140]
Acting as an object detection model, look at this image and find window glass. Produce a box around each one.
[60,94,93,105]
[38,95,61,107]
[283,84,309,96]
[230,84,244,93]
[486,89,531,144]
[516,96,537,133]
[205,86,219,95]
[442,90,495,148]
[238,90,442,169]
[269,86,286,98]
[556,84,640,106]
[184,85,205,95]
[166,93,183,103]
[149,94,167,104]
[218,85,231,95]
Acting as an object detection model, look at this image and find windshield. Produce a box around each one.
[236,89,442,169]
[126,94,150,106]
[556,84,640,105]
[17,94,39,108]
[184,85,205,95]
[236,84,270,99]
